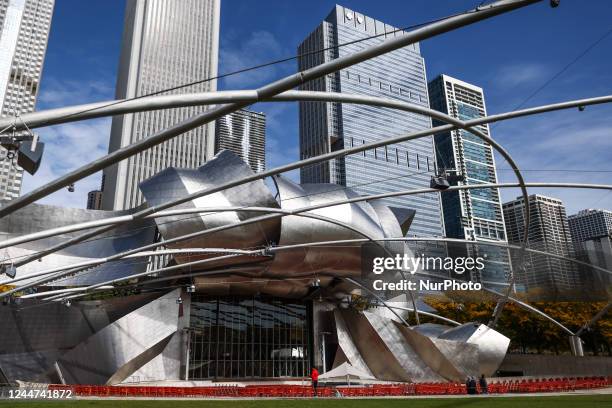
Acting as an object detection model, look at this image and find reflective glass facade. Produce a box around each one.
[503,195,579,292]
[298,5,443,237]
[188,296,311,380]
[428,75,511,287]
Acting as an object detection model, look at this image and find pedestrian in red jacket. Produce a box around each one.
[311,367,319,396]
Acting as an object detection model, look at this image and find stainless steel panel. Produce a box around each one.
[140,150,280,264]
[0,292,160,382]
[56,289,181,385]
[363,311,443,382]
[339,309,411,382]
[0,203,156,286]
[394,321,465,382]
[332,309,372,376]
[438,323,510,376]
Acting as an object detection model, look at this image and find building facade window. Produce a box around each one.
[188,296,311,380]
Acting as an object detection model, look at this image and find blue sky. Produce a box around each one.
[23,0,612,214]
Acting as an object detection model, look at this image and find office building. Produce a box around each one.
[582,234,612,269]
[503,194,578,294]
[86,189,102,210]
[428,75,510,287]
[297,5,443,238]
[568,209,612,247]
[215,109,266,172]
[568,209,612,295]
[102,0,220,210]
[0,0,54,200]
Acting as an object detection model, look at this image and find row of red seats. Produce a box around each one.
[240,385,333,397]
[495,376,611,394]
[336,384,413,397]
[414,383,466,395]
[47,376,611,398]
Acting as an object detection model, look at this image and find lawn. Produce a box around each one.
[0,395,610,408]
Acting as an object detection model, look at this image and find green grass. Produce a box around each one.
[0,395,610,408]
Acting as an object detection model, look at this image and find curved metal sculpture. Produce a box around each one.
[0,150,519,383]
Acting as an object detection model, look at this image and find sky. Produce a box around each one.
[22,0,612,215]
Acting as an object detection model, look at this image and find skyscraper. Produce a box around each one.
[0,0,54,201]
[86,189,102,210]
[567,209,612,294]
[215,109,266,173]
[297,5,443,238]
[428,75,510,287]
[102,0,220,210]
[503,194,578,294]
[568,209,612,246]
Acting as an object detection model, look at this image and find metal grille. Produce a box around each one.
[187,295,311,380]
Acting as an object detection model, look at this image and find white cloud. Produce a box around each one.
[493,107,612,214]
[18,78,114,208]
[219,30,291,89]
[494,63,548,89]
[20,118,110,208]
[37,77,114,108]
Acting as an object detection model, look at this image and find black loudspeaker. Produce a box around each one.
[430,175,450,190]
[17,140,44,175]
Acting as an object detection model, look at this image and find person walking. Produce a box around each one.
[479,374,488,394]
[310,367,319,396]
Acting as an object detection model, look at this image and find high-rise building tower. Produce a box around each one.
[297,5,443,237]
[215,109,266,173]
[102,0,220,210]
[86,189,102,210]
[428,74,510,287]
[568,209,612,247]
[503,194,578,294]
[0,0,54,200]
[567,209,612,294]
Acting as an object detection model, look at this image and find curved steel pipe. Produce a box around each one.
[10,91,612,271]
[0,247,268,286]
[1,182,610,252]
[31,234,580,336]
[6,182,612,294]
[7,91,522,268]
[37,232,610,303]
[0,207,397,294]
[46,236,576,335]
[3,91,611,134]
[19,286,115,299]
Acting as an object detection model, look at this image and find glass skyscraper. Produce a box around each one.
[0,0,54,201]
[297,5,443,238]
[568,209,612,247]
[567,209,612,295]
[102,0,220,210]
[503,194,578,294]
[428,75,511,287]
